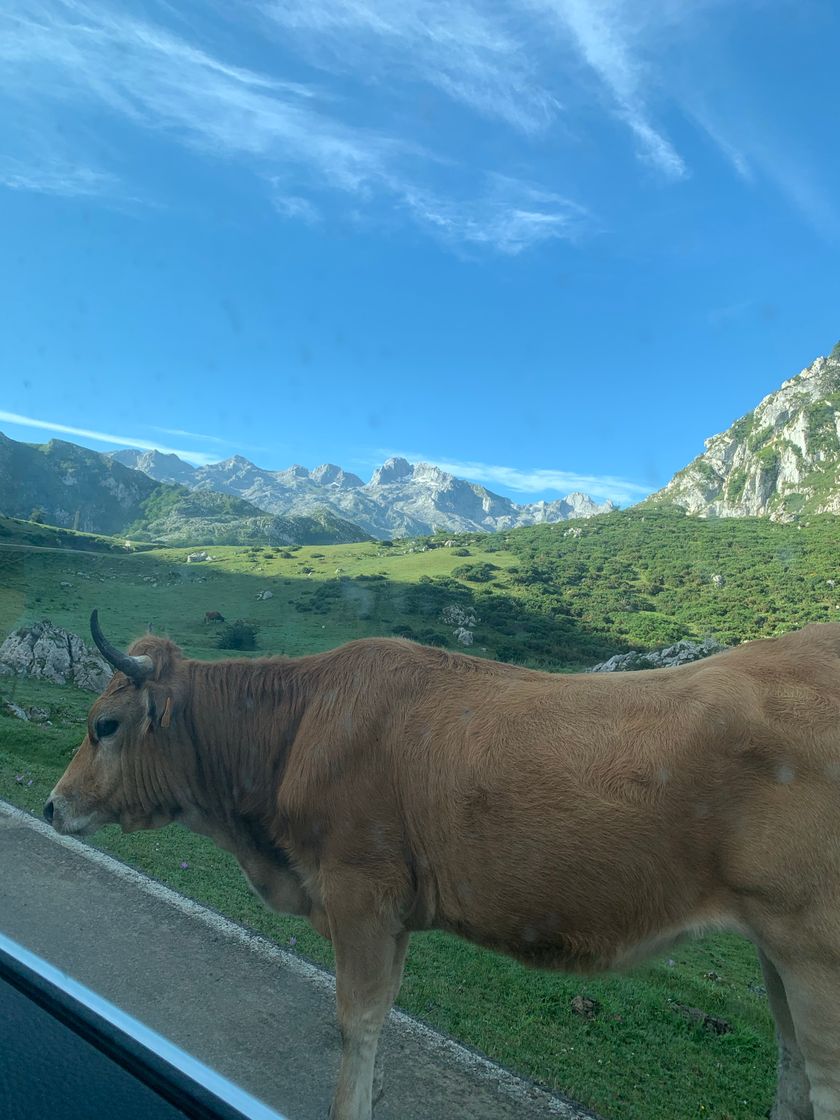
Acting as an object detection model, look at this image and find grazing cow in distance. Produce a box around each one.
[44,613,840,1120]
[204,611,224,624]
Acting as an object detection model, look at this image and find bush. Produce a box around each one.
[453,562,499,583]
[452,547,471,556]
[216,620,259,650]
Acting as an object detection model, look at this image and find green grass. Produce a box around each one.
[0,533,619,669]
[0,514,802,1118]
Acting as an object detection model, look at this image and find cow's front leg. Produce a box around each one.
[327,907,408,1120]
[371,931,409,1106]
[758,949,813,1120]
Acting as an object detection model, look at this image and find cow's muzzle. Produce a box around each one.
[43,793,101,836]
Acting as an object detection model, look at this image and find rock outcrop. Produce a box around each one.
[649,345,840,521]
[589,638,724,672]
[0,621,113,691]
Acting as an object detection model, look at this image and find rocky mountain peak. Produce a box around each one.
[311,464,363,489]
[650,345,840,521]
[283,464,311,480]
[370,457,413,487]
[110,449,196,486]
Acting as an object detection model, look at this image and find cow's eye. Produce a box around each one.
[95,718,120,740]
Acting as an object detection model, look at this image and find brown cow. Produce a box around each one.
[45,613,840,1120]
[204,610,225,623]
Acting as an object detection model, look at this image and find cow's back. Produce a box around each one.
[384,628,840,968]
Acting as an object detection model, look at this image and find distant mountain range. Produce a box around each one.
[110,450,617,537]
[648,343,840,520]
[0,434,368,546]
[11,339,840,550]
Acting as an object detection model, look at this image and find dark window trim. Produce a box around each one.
[0,931,286,1120]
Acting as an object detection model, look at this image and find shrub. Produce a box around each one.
[452,562,499,583]
[216,620,259,650]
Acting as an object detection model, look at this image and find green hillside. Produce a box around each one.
[125,486,369,546]
[6,507,834,1119]
[0,433,369,546]
[3,504,840,674]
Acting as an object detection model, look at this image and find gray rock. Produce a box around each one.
[589,638,724,673]
[0,621,113,692]
[2,700,29,720]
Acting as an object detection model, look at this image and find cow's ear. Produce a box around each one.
[143,688,174,731]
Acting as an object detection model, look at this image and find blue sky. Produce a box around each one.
[1,0,839,507]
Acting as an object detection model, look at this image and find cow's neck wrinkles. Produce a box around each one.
[180,656,304,840]
[173,656,319,920]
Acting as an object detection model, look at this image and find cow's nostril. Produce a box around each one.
[43,800,55,824]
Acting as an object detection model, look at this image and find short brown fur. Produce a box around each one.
[48,622,840,1120]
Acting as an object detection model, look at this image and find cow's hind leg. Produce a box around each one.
[327,898,408,1120]
[758,949,813,1120]
[771,953,840,1120]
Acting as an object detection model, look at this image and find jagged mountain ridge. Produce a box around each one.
[0,434,368,545]
[111,451,617,538]
[649,345,840,520]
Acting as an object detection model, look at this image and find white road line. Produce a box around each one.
[1,799,594,1119]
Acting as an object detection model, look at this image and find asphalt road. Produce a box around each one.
[0,802,600,1120]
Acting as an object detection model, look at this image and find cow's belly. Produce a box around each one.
[418,808,728,972]
[435,897,739,974]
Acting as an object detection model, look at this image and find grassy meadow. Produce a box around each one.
[3,507,831,1119]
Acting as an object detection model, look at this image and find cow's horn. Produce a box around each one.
[90,610,154,686]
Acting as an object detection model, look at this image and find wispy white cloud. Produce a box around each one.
[149,425,271,455]
[260,0,689,180]
[379,450,650,504]
[758,152,840,241]
[150,425,229,444]
[688,109,753,182]
[529,0,687,179]
[686,102,839,238]
[0,1,395,192]
[272,193,321,223]
[0,156,123,198]
[3,0,830,247]
[0,409,218,465]
[0,0,586,253]
[260,0,560,135]
[400,173,591,254]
